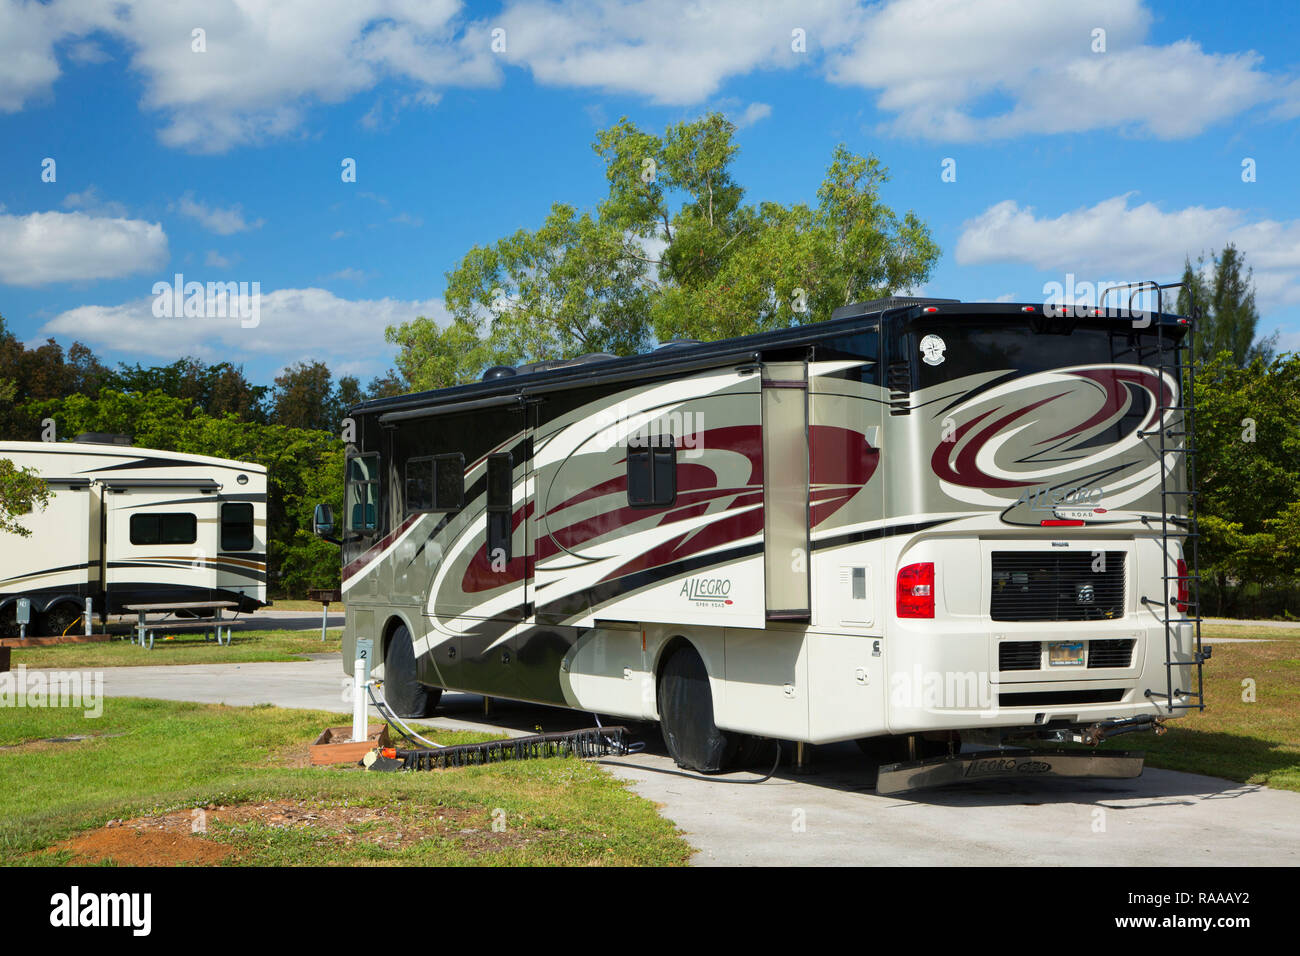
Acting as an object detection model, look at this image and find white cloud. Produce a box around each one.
[174,192,264,235]
[0,210,168,287]
[65,40,111,66]
[826,0,1282,141]
[324,268,370,281]
[204,250,234,268]
[62,185,129,218]
[734,101,772,128]
[491,1,844,104]
[39,287,446,377]
[0,0,1290,150]
[955,194,1300,309]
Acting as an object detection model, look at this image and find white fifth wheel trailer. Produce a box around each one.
[317,290,1207,790]
[0,436,268,636]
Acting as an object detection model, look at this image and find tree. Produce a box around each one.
[271,361,339,432]
[387,112,940,388]
[1193,352,1300,612]
[1176,243,1276,367]
[0,378,50,536]
[109,357,269,422]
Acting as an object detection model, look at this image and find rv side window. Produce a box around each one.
[221,503,255,551]
[346,454,379,532]
[433,453,465,512]
[405,458,434,514]
[405,454,464,514]
[130,512,198,545]
[486,453,512,563]
[627,437,676,507]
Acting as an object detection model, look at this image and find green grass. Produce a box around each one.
[13,628,343,669]
[1093,623,1300,792]
[0,698,690,866]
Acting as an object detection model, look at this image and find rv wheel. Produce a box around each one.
[383,624,441,718]
[38,604,81,638]
[657,644,756,773]
[0,604,17,638]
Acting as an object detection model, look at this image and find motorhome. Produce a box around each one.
[0,437,268,636]
[319,292,1205,782]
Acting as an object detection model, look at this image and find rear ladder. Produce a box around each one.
[1102,280,1207,714]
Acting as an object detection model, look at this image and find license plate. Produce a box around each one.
[1049,641,1084,666]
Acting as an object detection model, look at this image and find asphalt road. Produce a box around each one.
[40,656,1300,866]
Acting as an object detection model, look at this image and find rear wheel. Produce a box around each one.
[657,643,759,773]
[383,625,441,718]
[0,604,18,638]
[37,603,81,638]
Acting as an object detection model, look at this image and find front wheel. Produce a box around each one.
[382,625,441,718]
[657,643,759,773]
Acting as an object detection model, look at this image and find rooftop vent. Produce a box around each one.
[74,432,133,446]
[481,365,517,381]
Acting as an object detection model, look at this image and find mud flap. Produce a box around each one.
[876,749,1145,795]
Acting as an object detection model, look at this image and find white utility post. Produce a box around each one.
[351,638,374,743]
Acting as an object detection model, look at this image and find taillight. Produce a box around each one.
[897,562,935,618]
[1176,558,1189,613]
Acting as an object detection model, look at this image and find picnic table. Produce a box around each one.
[122,601,239,650]
[306,588,342,642]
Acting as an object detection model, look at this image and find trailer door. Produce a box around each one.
[762,361,811,619]
[102,481,220,610]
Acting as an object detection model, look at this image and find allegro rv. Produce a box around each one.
[321,291,1206,786]
[0,437,268,636]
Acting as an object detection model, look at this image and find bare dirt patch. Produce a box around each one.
[46,799,540,865]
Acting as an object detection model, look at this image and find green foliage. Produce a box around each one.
[1177,243,1276,367]
[1194,352,1300,611]
[0,451,50,538]
[387,112,940,388]
[28,390,343,596]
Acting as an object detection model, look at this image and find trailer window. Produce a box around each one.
[486,453,513,563]
[221,503,255,551]
[346,454,379,532]
[130,512,197,545]
[405,454,464,514]
[627,437,676,507]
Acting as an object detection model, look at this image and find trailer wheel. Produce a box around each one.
[657,644,756,773]
[38,603,81,638]
[0,604,17,639]
[383,624,441,718]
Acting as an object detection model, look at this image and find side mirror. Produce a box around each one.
[312,503,336,538]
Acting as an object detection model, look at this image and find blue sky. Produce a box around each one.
[1,0,1298,385]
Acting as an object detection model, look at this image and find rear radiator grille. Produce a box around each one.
[999,641,1042,671]
[999,689,1126,707]
[998,638,1136,671]
[1087,638,1135,668]
[991,551,1126,622]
